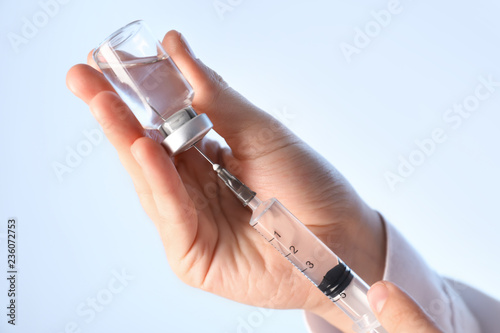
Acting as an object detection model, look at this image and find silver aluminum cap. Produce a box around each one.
[159,107,213,156]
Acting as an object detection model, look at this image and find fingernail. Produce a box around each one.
[368,282,389,314]
[180,33,196,58]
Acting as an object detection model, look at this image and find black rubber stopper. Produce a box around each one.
[317,261,354,298]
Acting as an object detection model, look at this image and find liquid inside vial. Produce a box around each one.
[100,55,194,129]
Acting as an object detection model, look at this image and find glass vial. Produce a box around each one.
[93,20,212,155]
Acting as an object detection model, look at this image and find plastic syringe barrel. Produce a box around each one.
[209,164,386,332]
[248,197,387,333]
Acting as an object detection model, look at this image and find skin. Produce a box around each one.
[67,30,387,332]
[368,281,444,332]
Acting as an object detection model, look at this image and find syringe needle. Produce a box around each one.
[193,145,214,166]
[193,145,223,173]
[193,144,256,206]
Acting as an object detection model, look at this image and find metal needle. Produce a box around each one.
[193,145,214,166]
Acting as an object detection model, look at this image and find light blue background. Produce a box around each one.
[1,0,499,332]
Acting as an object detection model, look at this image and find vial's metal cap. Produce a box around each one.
[159,107,213,156]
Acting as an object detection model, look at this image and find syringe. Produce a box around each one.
[194,146,387,333]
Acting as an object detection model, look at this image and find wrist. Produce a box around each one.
[347,206,387,285]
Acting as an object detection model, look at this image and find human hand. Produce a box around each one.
[66,30,386,331]
[368,281,443,332]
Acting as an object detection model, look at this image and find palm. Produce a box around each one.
[157,136,362,310]
[67,30,385,331]
[171,169,315,309]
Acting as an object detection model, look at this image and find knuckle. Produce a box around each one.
[201,67,230,107]
[90,91,133,133]
[208,68,228,91]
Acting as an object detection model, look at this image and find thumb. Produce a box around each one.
[161,30,294,160]
[368,281,443,333]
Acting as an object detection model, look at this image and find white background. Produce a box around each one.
[1,0,499,332]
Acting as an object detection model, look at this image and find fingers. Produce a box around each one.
[368,281,443,333]
[88,91,152,196]
[67,63,151,195]
[131,137,198,259]
[71,31,297,161]
[67,65,143,153]
[66,64,114,103]
[161,31,293,160]
[88,91,143,150]
[68,50,198,257]
[87,50,100,71]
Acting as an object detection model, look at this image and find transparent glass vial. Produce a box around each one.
[93,20,212,155]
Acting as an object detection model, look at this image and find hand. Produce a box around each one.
[368,281,443,332]
[66,30,386,331]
